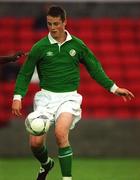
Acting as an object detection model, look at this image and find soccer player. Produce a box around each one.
[12,6,134,180]
[0,51,25,64]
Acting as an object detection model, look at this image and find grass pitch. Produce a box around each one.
[0,157,140,180]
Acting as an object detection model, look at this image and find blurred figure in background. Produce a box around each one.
[12,6,134,180]
[0,51,24,65]
[0,51,25,82]
[33,3,51,31]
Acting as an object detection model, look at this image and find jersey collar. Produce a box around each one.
[48,30,72,45]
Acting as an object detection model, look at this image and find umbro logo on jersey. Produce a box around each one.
[69,49,76,57]
[46,51,54,56]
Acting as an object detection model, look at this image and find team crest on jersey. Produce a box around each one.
[46,51,54,56]
[69,49,76,57]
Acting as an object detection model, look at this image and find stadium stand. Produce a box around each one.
[0,17,140,124]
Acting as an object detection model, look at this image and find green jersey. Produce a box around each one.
[14,32,114,97]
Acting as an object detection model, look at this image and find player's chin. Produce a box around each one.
[50,32,58,38]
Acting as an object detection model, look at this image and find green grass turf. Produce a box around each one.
[0,158,140,180]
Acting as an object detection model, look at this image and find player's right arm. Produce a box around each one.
[12,100,22,116]
[12,45,40,117]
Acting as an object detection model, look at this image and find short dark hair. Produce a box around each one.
[47,6,66,22]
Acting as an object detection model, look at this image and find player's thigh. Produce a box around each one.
[55,112,73,135]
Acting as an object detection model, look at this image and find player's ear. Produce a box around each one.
[63,19,67,27]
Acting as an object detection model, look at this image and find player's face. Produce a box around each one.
[47,16,66,40]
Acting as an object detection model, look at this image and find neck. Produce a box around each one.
[55,31,67,44]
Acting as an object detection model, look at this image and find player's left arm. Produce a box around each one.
[0,51,26,64]
[80,43,135,101]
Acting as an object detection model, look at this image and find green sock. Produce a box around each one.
[58,146,73,177]
[31,145,48,167]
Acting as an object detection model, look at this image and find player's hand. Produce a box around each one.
[12,100,22,116]
[11,51,25,62]
[114,88,135,102]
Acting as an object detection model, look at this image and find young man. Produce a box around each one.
[12,6,134,180]
[0,51,25,64]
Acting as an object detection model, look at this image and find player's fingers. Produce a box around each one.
[12,109,22,116]
[127,91,135,98]
[125,91,134,100]
[12,109,17,116]
[14,51,26,60]
[121,89,134,98]
[128,94,134,100]
[122,92,134,101]
[25,52,29,56]
[122,96,127,102]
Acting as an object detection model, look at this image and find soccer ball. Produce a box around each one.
[25,111,50,136]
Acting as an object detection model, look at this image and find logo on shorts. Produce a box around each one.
[69,49,76,57]
[46,51,54,56]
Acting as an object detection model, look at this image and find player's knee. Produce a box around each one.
[29,136,44,148]
[55,129,69,147]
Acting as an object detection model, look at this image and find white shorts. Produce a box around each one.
[33,89,82,129]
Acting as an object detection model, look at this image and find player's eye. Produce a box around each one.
[47,22,52,26]
[53,22,59,26]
